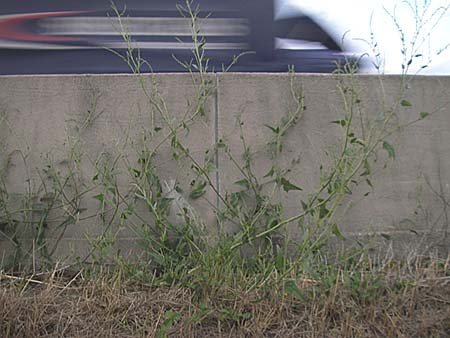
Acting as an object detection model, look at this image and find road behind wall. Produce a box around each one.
[0,73,449,262]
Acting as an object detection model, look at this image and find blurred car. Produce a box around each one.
[0,0,358,74]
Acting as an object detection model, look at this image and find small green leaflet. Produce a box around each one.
[264,166,275,178]
[132,168,141,178]
[383,141,395,160]
[361,159,371,176]
[331,119,346,127]
[93,193,105,203]
[216,139,226,148]
[264,124,280,134]
[234,178,250,189]
[284,280,304,300]
[280,177,303,192]
[301,200,308,211]
[205,162,216,174]
[319,203,329,219]
[400,99,412,107]
[332,224,346,240]
[189,181,207,199]
[419,112,429,119]
[156,310,181,338]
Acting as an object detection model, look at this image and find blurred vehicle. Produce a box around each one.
[0,0,358,74]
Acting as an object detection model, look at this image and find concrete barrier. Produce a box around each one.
[1,73,449,263]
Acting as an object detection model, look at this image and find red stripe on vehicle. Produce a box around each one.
[0,11,87,42]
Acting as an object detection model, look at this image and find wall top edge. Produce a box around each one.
[0,73,449,79]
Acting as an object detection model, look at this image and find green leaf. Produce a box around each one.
[205,162,216,174]
[400,99,412,107]
[156,310,181,338]
[216,139,226,148]
[280,178,303,192]
[132,168,141,178]
[284,280,304,300]
[361,159,371,176]
[331,119,346,127]
[332,223,346,240]
[234,179,250,189]
[138,155,147,165]
[264,166,275,178]
[93,193,104,203]
[186,304,210,325]
[310,236,328,252]
[275,248,285,271]
[267,215,278,228]
[383,141,395,160]
[264,124,279,134]
[159,197,174,213]
[189,181,207,199]
[319,204,329,219]
[419,111,429,119]
[301,200,308,211]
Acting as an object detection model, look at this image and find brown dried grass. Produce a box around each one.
[1,257,449,338]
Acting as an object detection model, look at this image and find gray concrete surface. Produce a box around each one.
[1,73,449,264]
[217,74,450,256]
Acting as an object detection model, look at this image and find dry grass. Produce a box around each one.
[1,255,449,338]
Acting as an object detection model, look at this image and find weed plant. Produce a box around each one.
[0,1,449,336]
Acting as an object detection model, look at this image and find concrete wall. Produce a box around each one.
[1,73,449,263]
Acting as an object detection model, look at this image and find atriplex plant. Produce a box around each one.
[0,0,448,287]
